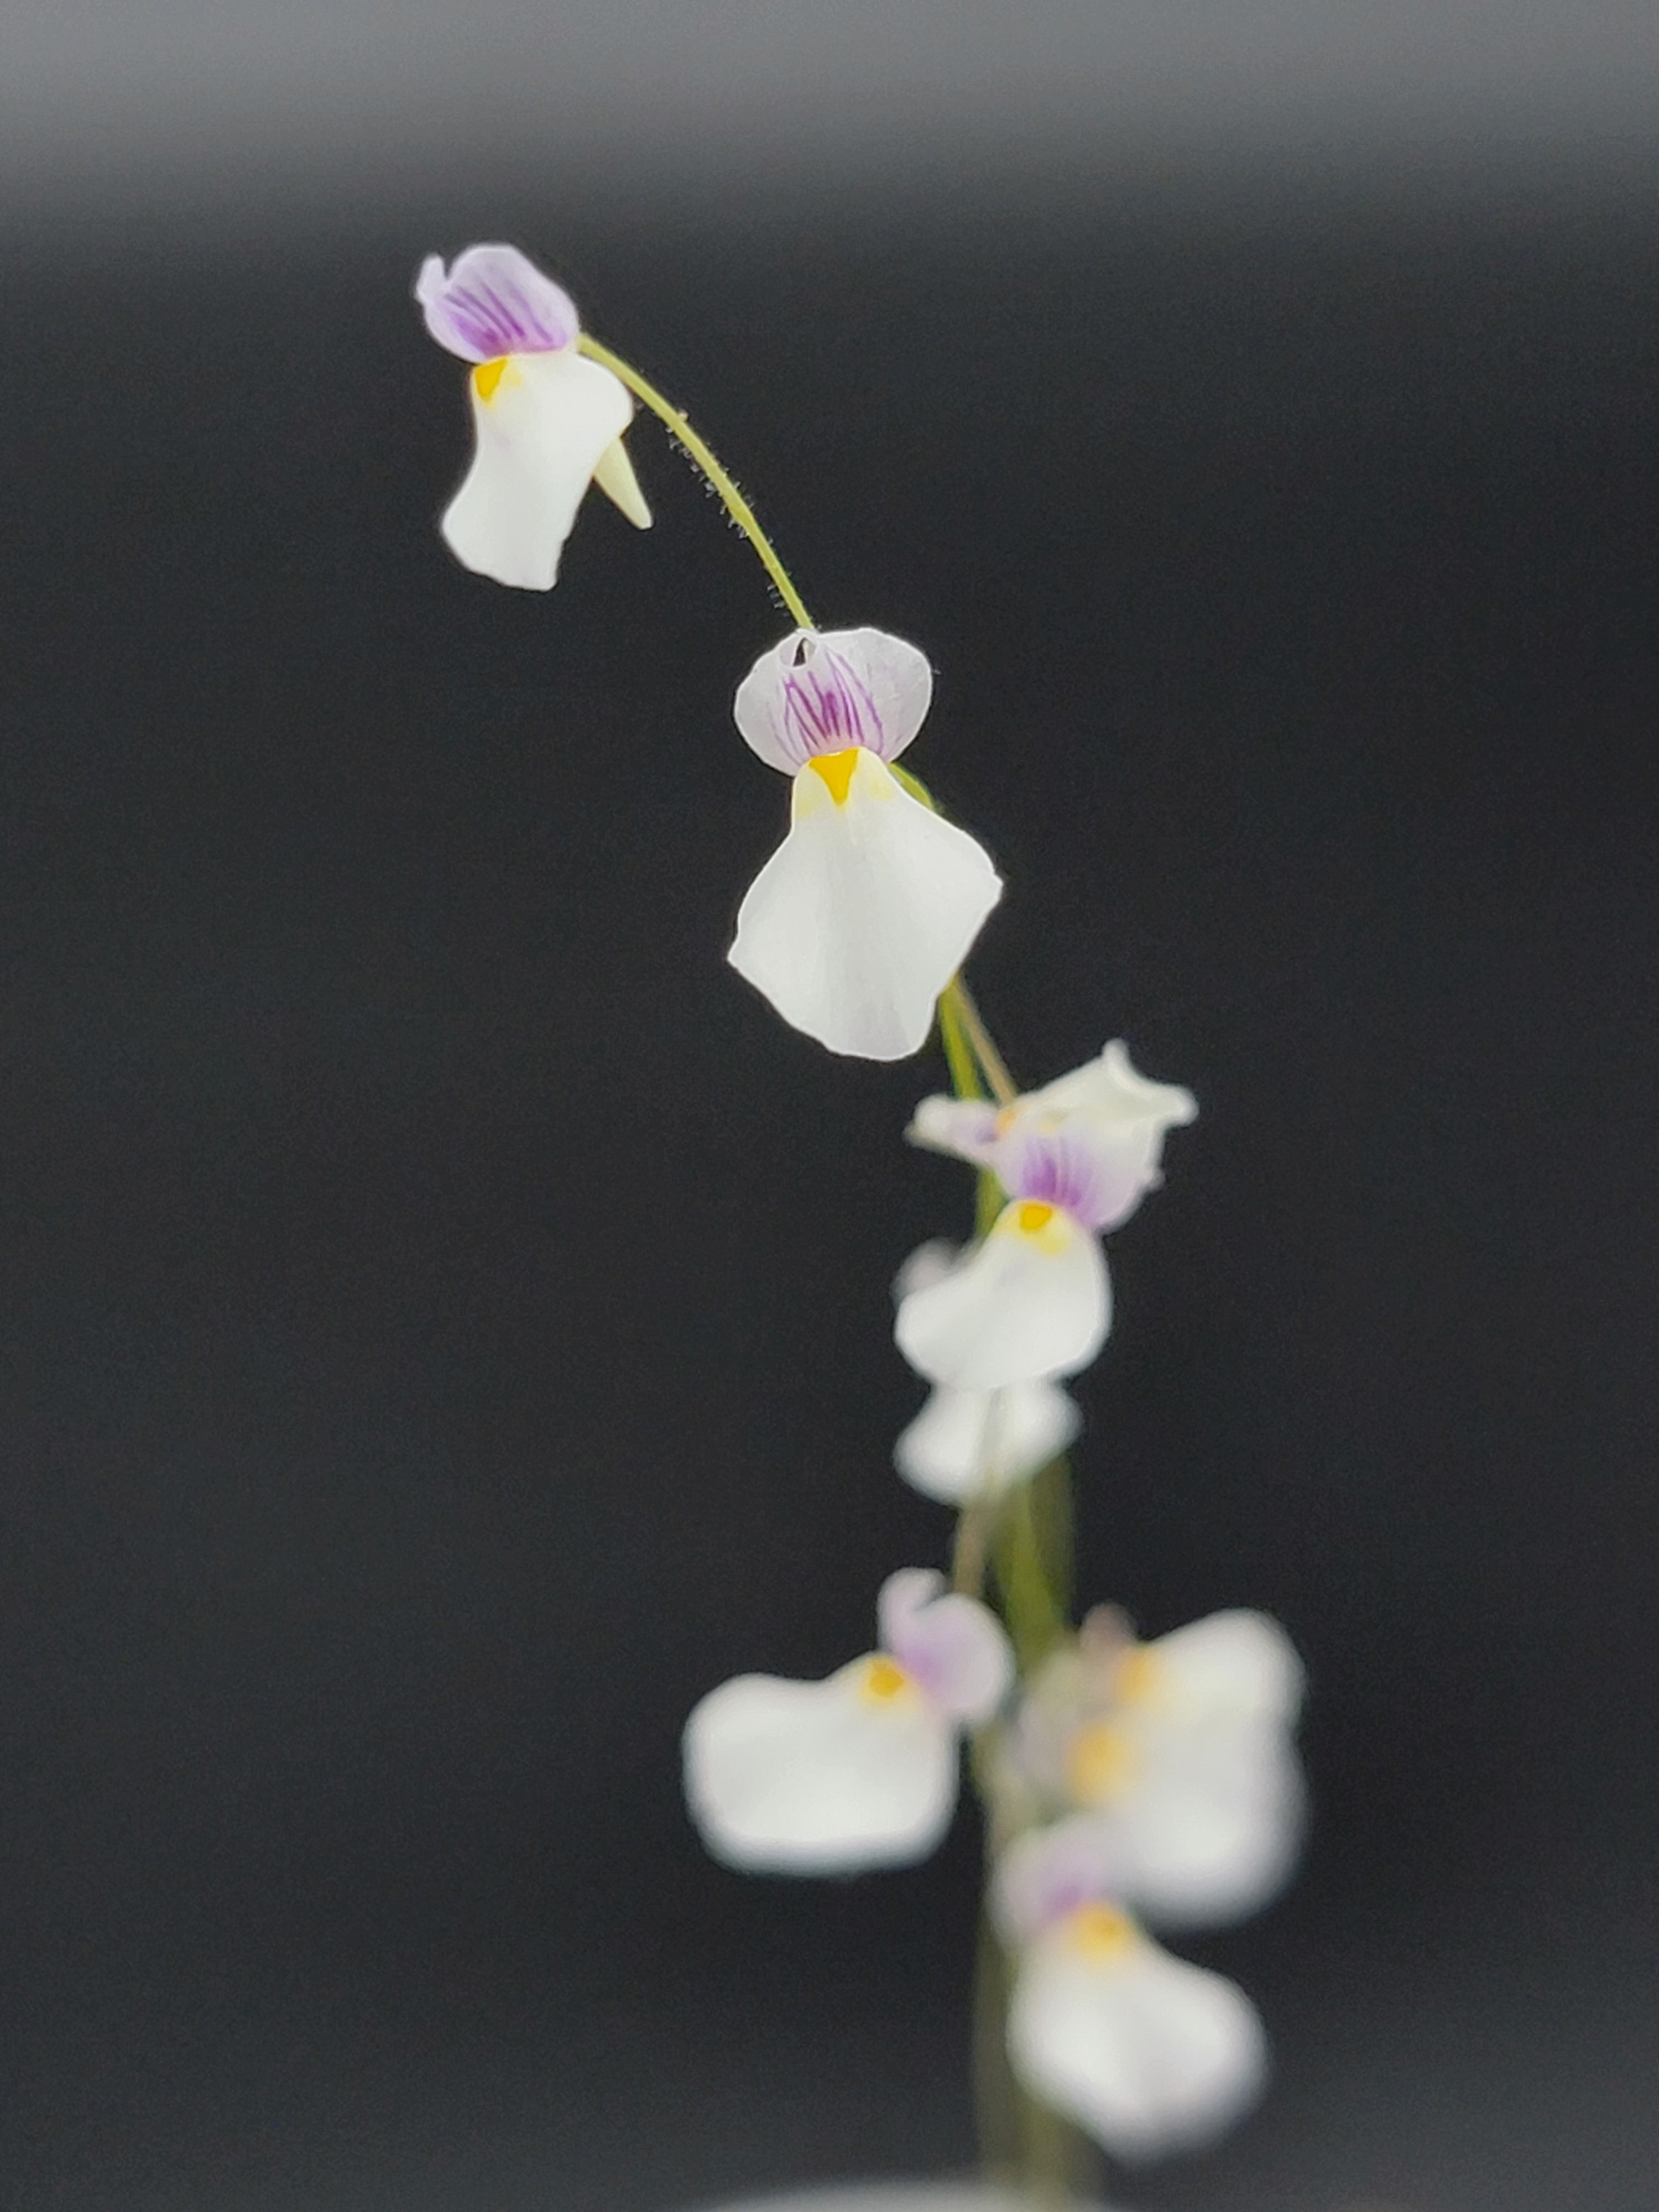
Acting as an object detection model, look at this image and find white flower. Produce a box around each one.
[727,628,1002,1060]
[894,1043,1195,1390]
[1014,1609,1306,1929]
[894,1380,1081,1505]
[1008,1900,1267,2161]
[417,243,650,589]
[994,1822,1267,2162]
[910,1039,1197,1234]
[683,1569,1012,1875]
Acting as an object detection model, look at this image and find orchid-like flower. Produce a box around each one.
[1008,1607,1306,1929]
[417,243,651,589]
[893,1042,1196,1390]
[727,628,1003,1061]
[683,1568,1012,1875]
[894,1379,1081,1505]
[994,1816,1268,2161]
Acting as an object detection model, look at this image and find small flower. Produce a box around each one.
[417,243,651,589]
[683,1568,1012,1875]
[726,628,1003,1060]
[894,1379,1081,1505]
[995,1820,1268,2162]
[1010,1608,1306,1929]
[893,1043,1195,1389]
[911,1038,1197,1232]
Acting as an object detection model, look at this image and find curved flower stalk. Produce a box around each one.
[893,1042,1196,1391]
[993,1819,1268,2161]
[728,628,1003,1060]
[1005,1608,1307,1930]
[418,244,651,588]
[684,1569,1012,1874]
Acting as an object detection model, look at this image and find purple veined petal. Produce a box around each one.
[733,627,934,774]
[877,1568,1013,1723]
[907,1093,1005,1168]
[416,244,580,363]
[997,1120,1147,1234]
[993,1813,1130,1945]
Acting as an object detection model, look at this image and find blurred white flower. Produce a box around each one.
[894,1044,1194,1390]
[1011,1608,1306,1929]
[727,628,1002,1060]
[683,1569,1012,1875]
[894,1379,1081,1505]
[994,1820,1267,2163]
[417,243,650,589]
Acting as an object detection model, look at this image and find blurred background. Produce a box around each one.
[1,4,1657,2207]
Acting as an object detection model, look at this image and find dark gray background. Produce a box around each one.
[0,9,1656,2207]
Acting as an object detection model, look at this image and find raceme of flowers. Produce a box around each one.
[417,240,1307,2178]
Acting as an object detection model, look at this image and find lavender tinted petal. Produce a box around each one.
[417,244,580,363]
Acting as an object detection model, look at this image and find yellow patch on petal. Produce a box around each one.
[808,747,862,806]
[1114,1646,1164,1707]
[1066,1721,1139,1806]
[1063,1902,1137,1963]
[860,1655,914,1704]
[992,1197,1072,1255]
[473,357,511,403]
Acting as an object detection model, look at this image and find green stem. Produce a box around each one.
[578,333,816,632]
[937,982,984,1105]
[948,975,1017,1105]
[994,1457,1076,1673]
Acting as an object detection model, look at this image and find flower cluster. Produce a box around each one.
[418,242,1307,2180]
[682,1039,1305,2161]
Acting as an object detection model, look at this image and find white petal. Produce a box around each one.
[894,1203,1109,1388]
[683,1658,958,1874]
[1130,1610,1305,1728]
[892,1238,961,1302]
[906,1094,1004,1167]
[894,1381,1081,1504]
[1103,1721,1306,1931]
[734,628,935,774]
[440,350,633,591]
[728,749,1001,1061]
[1009,1913,1267,2161]
[1029,1039,1198,1143]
